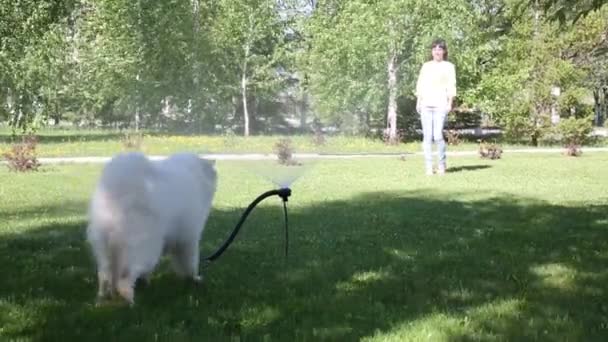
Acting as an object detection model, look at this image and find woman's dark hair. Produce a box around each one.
[430,38,448,61]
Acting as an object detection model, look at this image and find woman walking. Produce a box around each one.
[415,38,457,175]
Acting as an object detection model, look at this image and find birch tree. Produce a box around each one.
[303,0,479,142]
[209,0,286,136]
[0,0,75,132]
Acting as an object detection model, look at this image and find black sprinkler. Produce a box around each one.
[204,187,292,263]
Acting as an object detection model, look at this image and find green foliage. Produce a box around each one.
[446,129,462,146]
[478,140,503,159]
[468,2,607,145]
[302,0,480,132]
[502,113,552,145]
[274,137,297,165]
[2,134,40,172]
[555,115,593,155]
[0,0,606,138]
[209,0,289,135]
[0,0,76,132]
[536,0,606,23]
[121,132,144,151]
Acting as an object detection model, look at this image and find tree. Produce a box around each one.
[0,0,76,133]
[470,0,604,144]
[209,0,287,136]
[69,0,218,130]
[535,0,606,23]
[560,5,608,125]
[303,0,481,141]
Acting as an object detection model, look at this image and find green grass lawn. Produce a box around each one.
[3,127,605,157]
[0,128,450,157]
[1,153,608,341]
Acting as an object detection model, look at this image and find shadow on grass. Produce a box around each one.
[0,132,124,144]
[0,200,86,220]
[447,165,492,173]
[0,191,607,341]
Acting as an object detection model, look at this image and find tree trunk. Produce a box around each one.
[231,95,238,121]
[53,101,61,126]
[135,73,140,132]
[603,86,608,126]
[135,2,143,133]
[135,107,140,132]
[7,89,14,124]
[163,96,171,117]
[241,42,250,136]
[533,0,540,37]
[594,89,601,126]
[299,91,308,132]
[531,0,543,141]
[241,67,249,137]
[190,0,200,122]
[386,52,398,143]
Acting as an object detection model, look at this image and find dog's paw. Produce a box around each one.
[95,297,107,307]
[117,282,135,306]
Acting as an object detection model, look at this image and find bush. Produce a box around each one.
[121,132,144,150]
[502,114,551,146]
[445,129,461,145]
[2,134,41,172]
[274,137,299,166]
[478,140,503,160]
[310,119,326,147]
[382,128,405,145]
[555,116,593,156]
[222,129,239,149]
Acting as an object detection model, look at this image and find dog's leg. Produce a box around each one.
[96,269,112,302]
[173,238,202,283]
[169,246,188,278]
[186,239,202,283]
[187,239,203,283]
[117,275,135,306]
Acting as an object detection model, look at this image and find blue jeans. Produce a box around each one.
[420,106,448,172]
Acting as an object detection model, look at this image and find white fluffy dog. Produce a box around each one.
[86,151,217,305]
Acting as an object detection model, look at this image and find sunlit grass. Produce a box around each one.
[3,126,605,158]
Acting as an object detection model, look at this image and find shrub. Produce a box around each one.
[382,128,405,145]
[2,134,41,172]
[502,114,551,146]
[222,128,238,149]
[555,116,593,157]
[310,119,326,147]
[478,140,503,160]
[274,137,299,165]
[121,132,144,150]
[445,129,461,145]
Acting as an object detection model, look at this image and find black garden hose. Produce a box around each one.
[204,187,292,262]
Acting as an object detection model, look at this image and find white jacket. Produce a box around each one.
[415,60,457,109]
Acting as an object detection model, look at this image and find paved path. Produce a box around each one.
[4,147,607,165]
